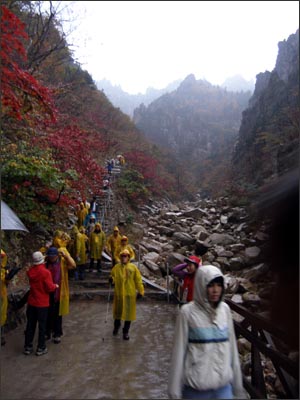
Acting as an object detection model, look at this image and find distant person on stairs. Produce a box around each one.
[89,223,106,273]
[114,235,135,264]
[109,249,144,340]
[106,226,122,267]
[86,215,96,236]
[90,196,99,215]
[84,209,97,229]
[76,202,89,228]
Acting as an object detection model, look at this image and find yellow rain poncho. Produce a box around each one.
[89,223,106,260]
[53,230,63,248]
[77,202,88,228]
[106,227,122,262]
[77,229,89,265]
[110,259,144,321]
[114,236,135,263]
[1,249,8,327]
[56,234,76,316]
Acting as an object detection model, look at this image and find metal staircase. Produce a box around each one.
[95,164,122,233]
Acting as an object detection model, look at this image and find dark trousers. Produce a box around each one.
[74,264,86,280]
[114,319,131,333]
[46,294,63,338]
[89,258,101,271]
[24,304,48,350]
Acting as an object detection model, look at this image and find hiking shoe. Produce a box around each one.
[45,333,51,341]
[36,347,48,356]
[53,336,61,344]
[113,328,119,336]
[123,333,130,340]
[23,346,33,355]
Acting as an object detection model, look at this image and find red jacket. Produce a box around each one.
[182,274,195,302]
[27,263,57,307]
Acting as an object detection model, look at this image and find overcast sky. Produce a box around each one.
[56,1,299,94]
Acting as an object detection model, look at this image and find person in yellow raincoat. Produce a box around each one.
[68,225,82,280]
[76,202,89,228]
[45,233,76,343]
[52,229,63,248]
[114,235,135,264]
[77,226,89,280]
[89,222,106,273]
[106,226,122,267]
[1,249,8,346]
[109,248,144,340]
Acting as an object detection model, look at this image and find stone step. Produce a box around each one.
[69,287,175,302]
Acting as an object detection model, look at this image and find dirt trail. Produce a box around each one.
[1,299,178,399]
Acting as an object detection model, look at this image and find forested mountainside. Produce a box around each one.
[1,0,298,240]
[231,29,299,189]
[133,75,252,196]
[1,1,182,233]
[96,79,182,117]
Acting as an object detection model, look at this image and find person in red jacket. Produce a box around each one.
[23,251,58,356]
[172,255,201,303]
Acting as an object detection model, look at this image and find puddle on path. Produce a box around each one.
[1,299,179,399]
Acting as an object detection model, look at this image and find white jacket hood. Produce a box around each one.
[193,264,224,309]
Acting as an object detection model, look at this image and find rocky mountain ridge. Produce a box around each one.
[96,78,182,117]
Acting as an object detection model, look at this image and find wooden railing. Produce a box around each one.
[225,298,299,399]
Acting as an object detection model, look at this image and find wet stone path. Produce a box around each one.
[1,299,178,399]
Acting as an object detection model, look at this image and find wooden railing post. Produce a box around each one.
[251,326,267,398]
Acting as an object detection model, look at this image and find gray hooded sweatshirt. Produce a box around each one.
[168,264,246,399]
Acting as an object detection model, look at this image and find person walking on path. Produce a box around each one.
[114,235,135,264]
[45,246,76,344]
[89,222,106,273]
[168,264,246,399]
[23,251,58,356]
[172,255,201,303]
[109,249,144,340]
[106,226,122,267]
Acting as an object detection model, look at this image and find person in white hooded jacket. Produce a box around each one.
[168,264,247,399]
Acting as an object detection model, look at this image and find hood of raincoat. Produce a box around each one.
[72,225,79,235]
[193,264,224,309]
[55,232,70,248]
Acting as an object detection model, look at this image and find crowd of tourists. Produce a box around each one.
[1,190,143,349]
[1,170,248,398]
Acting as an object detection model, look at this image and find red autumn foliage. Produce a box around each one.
[44,125,106,197]
[125,150,171,194]
[0,5,56,124]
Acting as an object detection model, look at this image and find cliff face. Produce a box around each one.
[232,30,299,186]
